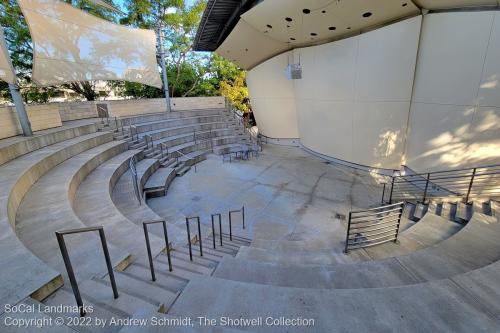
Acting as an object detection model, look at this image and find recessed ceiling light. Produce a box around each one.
[322,10,326,13]
[285,17,293,22]
[362,12,372,18]
[328,26,336,31]
[310,33,317,36]
[266,24,273,28]
[303,9,311,14]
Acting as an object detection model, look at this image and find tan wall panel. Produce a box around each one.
[247,51,299,138]
[0,104,62,139]
[405,12,500,172]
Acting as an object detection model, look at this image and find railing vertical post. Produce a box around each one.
[344,212,352,254]
[143,223,156,281]
[389,178,394,204]
[98,228,119,299]
[211,215,216,249]
[162,221,173,272]
[422,173,430,203]
[242,206,245,229]
[381,183,386,204]
[228,211,233,241]
[186,218,193,261]
[56,233,85,317]
[197,217,203,257]
[465,168,476,203]
[394,203,404,243]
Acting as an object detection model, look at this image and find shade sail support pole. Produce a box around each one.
[8,83,32,137]
[158,25,172,112]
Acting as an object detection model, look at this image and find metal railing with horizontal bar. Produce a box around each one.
[55,226,119,317]
[129,156,142,205]
[211,213,223,248]
[143,220,173,282]
[175,150,197,173]
[383,164,500,204]
[185,216,203,260]
[228,206,245,241]
[344,202,404,253]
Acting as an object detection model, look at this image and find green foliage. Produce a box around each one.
[0,0,249,110]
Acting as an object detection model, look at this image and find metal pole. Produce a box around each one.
[211,215,216,249]
[143,223,156,281]
[56,233,85,317]
[8,83,32,136]
[197,216,203,257]
[98,229,119,299]
[157,25,171,112]
[219,214,223,246]
[186,218,192,261]
[389,178,395,204]
[161,221,173,272]
[381,183,386,204]
[422,173,430,203]
[228,211,233,241]
[465,168,476,203]
[394,203,404,243]
[242,206,245,229]
[344,212,352,254]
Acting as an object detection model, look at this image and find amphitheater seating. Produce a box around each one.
[1,106,499,332]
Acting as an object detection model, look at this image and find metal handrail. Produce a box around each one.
[143,220,172,282]
[55,226,118,317]
[228,206,245,241]
[384,164,500,204]
[211,213,223,248]
[185,216,203,261]
[175,150,197,173]
[344,202,404,253]
[129,156,141,205]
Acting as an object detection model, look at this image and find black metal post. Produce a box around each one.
[98,229,119,299]
[344,212,352,254]
[394,203,404,243]
[389,178,394,204]
[228,211,233,241]
[211,215,216,249]
[143,220,173,281]
[185,217,192,261]
[56,233,85,317]
[242,206,245,229]
[55,226,119,317]
[143,223,156,281]
[196,217,203,257]
[381,183,386,204]
[422,173,430,203]
[465,168,476,203]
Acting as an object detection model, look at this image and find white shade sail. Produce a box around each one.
[0,26,16,84]
[18,0,162,88]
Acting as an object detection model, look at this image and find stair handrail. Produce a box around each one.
[384,164,500,204]
[55,226,119,317]
[129,155,142,205]
[143,220,173,282]
[344,202,405,253]
[185,216,203,261]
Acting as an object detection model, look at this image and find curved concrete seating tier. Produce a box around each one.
[215,213,499,289]
[73,149,165,259]
[169,267,500,332]
[16,140,132,283]
[112,158,193,246]
[0,129,112,311]
[133,114,233,134]
[0,121,98,166]
[120,109,227,127]
[140,123,242,143]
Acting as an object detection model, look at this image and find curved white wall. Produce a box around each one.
[246,52,299,138]
[405,11,500,172]
[247,11,500,171]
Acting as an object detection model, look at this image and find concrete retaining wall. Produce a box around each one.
[0,97,227,139]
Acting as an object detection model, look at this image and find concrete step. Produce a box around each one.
[16,140,132,283]
[144,167,176,198]
[440,202,458,221]
[456,202,473,222]
[95,272,179,313]
[121,263,187,293]
[413,203,428,220]
[167,275,500,332]
[73,150,165,260]
[176,165,191,176]
[0,131,116,310]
